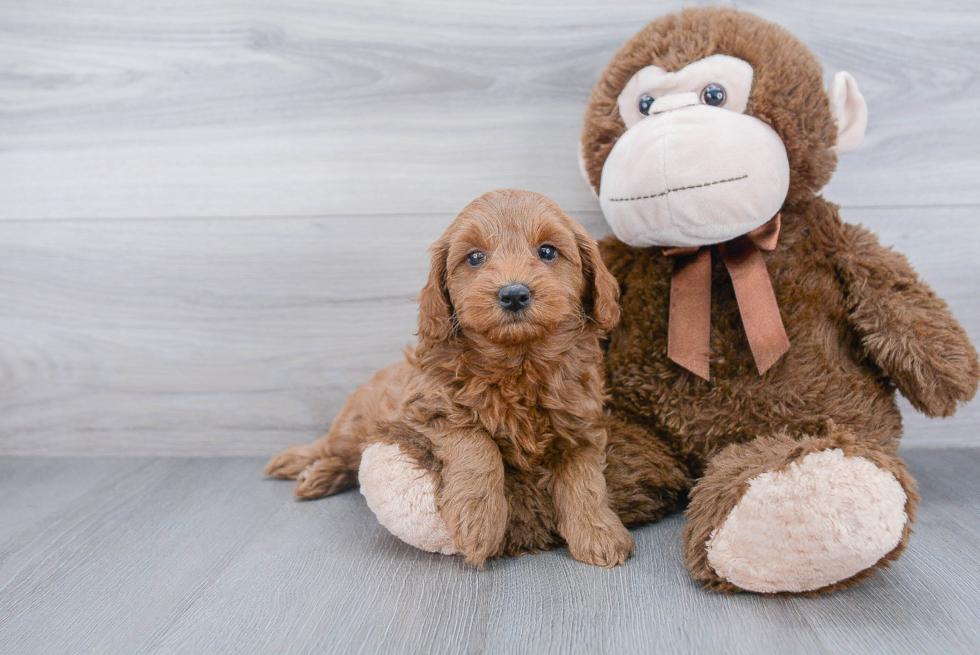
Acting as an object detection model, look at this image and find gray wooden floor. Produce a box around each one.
[0,448,978,655]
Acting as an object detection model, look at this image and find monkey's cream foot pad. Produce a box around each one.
[359,442,460,556]
[705,448,908,593]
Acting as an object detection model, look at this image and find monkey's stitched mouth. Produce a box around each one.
[608,174,748,202]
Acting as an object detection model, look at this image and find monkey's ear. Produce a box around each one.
[416,236,454,349]
[572,223,620,332]
[829,71,868,154]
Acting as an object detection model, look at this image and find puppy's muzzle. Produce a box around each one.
[498,283,531,312]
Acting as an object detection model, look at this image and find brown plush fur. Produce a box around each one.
[579,8,979,593]
[265,189,635,568]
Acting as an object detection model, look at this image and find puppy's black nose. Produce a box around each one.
[498,283,531,312]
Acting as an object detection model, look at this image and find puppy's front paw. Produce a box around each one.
[566,513,635,568]
[445,497,508,569]
[456,527,505,569]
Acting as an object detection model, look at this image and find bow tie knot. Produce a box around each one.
[662,214,789,380]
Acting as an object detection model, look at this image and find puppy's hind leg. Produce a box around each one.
[293,455,359,499]
[287,402,366,499]
[264,437,352,499]
[264,360,414,500]
[263,442,323,480]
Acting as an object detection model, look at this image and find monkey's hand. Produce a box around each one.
[836,223,979,417]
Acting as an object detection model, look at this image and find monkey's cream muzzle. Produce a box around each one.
[599,103,790,248]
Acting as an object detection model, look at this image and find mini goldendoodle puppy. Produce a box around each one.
[265,189,634,567]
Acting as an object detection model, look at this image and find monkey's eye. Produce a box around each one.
[466,251,486,267]
[638,94,655,116]
[701,84,726,107]
[537,245,558,262]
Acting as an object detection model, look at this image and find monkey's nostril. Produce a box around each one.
[498,283,532,312]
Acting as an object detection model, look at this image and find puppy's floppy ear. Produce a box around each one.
[571,221,620,332]
[416,233,454,348]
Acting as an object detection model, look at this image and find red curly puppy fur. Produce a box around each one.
[265,189,634,568]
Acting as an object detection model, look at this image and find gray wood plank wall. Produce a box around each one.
[1,0,978,454]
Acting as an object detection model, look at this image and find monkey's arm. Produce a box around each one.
[834,222,979,417]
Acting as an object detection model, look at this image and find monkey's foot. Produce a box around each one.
[683,431,917,594]
[359,442,460,556]
[708,448,907,593]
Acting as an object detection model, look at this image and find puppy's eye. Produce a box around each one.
[537,245,558,262]
[638,94,655,116]
[701,84,726,107]
[466,251,486,267]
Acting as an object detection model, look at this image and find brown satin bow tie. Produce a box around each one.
[662,214,789,380]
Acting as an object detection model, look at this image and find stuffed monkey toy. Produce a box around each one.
[578,8,979,593]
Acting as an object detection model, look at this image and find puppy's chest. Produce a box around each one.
[474,387,568,469]
[492,411,556,469]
